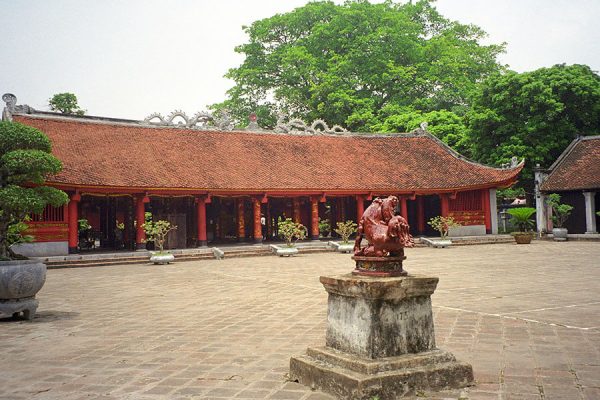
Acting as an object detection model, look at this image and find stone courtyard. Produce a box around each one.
[1,241,599,400]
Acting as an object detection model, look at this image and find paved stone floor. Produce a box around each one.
[1,241,599,400]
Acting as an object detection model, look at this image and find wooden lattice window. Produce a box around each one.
[449,191,483,212]
[30,204,66,222]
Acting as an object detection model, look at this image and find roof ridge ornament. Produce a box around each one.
[274,112,348,135]
[2,93,35,121]
[143,109,234,131]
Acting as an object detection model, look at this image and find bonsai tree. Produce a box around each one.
[277,217,307,247]
[142,217,177,254]
[506,207,536,233]
[0,121,68,260]
[49,92,86,115]
[318,218,331,238]
[547,193,573,229]
[334,220,358,244]
[427,216,461,239]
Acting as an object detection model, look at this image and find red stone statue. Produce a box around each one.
[354,195,414,258]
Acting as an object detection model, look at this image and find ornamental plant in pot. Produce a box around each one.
[142,214,178,264]
[427,216,461,248]
[547,193,573,241]
[276,217,307,256]
[0,121,68,320]
[333,220,357,253]
[506,207,536,244]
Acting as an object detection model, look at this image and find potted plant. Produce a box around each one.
[427,216,461,248]
[506,207,536,244]
[331,220,357,253]
[547,193,573,241]
[318,218,331,238]
[273,217,307,256]
[0,121,68,320]
[142,216,178,264]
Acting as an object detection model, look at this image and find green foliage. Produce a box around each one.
[78,219,91,232]
[547,193,573,228]
[277,217,307,247]
[506,207,536,232]
[334,220,358,244]
[142,218,177,253]
[213,0,504,131]
[467,64,600,181]
[0,121,68,259]
[497,186,525,201]
[427,216,461,239]
[49,92,86,115]
[318,218,331,237]
[7,218,34,247]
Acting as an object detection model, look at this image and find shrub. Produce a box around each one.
[277,217,307,247]
[506,207,536,232]
[547,193,573,229]
[318,218,331,237]
[142,219,177,254]
[427,216,461,239]
[334,220,358,244]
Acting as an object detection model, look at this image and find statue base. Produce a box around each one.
[352,255,407,277]
[289,274,474,399]
[290,347,473,400]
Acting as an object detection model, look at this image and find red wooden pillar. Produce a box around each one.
[292,197,301,223]
[67,192,81,254]
[237,198,245,241]
[417,196,425,234]
[253,198,262,243]
[135,194,149,250]
[356,195,364,222]
[196,197,208,247]
[440,194,449,218]
[482,189,491,233]
[310,197,319,240]
[400,197,408,221]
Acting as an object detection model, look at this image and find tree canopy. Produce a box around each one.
[213,0,505,130]
[467,64,600,179]
[49,92,86,115]
[0,121,68,259]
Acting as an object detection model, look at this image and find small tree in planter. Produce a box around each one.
[427,216,461,241]
[318,218,331,238]
[506,207,536,244]
[333,220,358,253]
[142,218,178,264]
[547,194,573,241]
[0,121,68,319]
[277,217,307,247]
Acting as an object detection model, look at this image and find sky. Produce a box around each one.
[1,0,599,120]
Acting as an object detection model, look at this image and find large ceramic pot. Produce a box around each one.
[0,259,47,320]
[552,228,568,241]
[513,232,533,244]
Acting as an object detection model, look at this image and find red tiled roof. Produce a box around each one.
[541,136,600,192]
[15,114,522,194]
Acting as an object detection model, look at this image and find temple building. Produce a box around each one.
[2,95,523,256]
[535,135,600,235]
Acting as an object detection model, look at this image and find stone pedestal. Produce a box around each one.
[290,273,473,399]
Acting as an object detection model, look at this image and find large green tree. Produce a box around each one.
[467,64,600,180]
[49,92,85,115]
[213,0,505,130]
[0,121,68,259]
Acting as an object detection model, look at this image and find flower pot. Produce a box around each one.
[513,233,533,244]
[0,259,47,320]
[274,246,298,257]
[150,252,175,264]
[552,228,568,241]
[431,239,452,248]
[328,241,354,253]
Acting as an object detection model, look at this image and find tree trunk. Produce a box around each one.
[0,220,10,259]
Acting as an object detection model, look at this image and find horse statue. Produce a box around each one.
[354,195,414,257]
